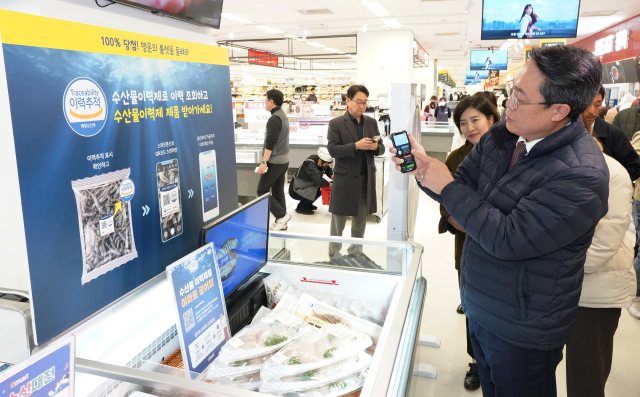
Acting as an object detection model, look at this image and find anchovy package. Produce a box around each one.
[72,168,137,284]
[202,370,262,391]
[280,369,368,397]
[206,351,275,379]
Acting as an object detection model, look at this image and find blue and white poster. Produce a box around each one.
[166,243,230,378]
[0,335,75,397]
[0,11,238,344]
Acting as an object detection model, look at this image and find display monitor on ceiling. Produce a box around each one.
[470,50,508,71]
[601,58,640,85]
[112,0,223,29]
[200,195,270,297]
[481,0,580,40]
[467,68,489,79]
[465,78,480,85]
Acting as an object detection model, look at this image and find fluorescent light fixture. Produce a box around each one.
[307,42,326,48]
[349,55,357,59]
[285,34,298,39]
[284,57,297,62]
[324,47,341,52]
[361,24,368,32]
[464,1,474,14]
[255,25,284,34]
[221,13,253,24]
[382,18,402,29]
[365,2,390,17]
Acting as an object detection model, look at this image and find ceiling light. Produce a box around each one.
[364,2,390,17]
[307,42,325,48]
[285,34,298,39]
[382,18,402,29]
[221,13,254,24]
[324,47,341,52]
[361,24,368,32]
[580,10,620,17]
[256,25,284,34]
[349,55,357,59]
[464,1,474,14]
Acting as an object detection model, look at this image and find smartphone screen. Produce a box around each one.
[391,131,417,173]
[199,150,220,222]
[157,158,183,242]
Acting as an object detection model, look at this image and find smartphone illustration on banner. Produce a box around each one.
[156,158,183,242]
[199,150,220,222]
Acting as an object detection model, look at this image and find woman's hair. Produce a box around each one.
[453,95,501,132]
[430,95,438,101]
[520,4,538,24]
[599,106,611,120]
[439,97,447,102]
[486,57,491,62]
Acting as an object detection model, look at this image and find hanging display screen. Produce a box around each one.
[601,58,640,85]
[470,50,508,71]
[113,0,223,29]
[467,68,489,79]
[481,0,581,40]
[201,196,270,297]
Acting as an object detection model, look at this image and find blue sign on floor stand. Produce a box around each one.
[166,243,230,378]
[0,335,75,397]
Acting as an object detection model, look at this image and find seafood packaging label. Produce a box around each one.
[275,311,303,328]
[329,327,352,340]
[228,337,245,348]
[272,351,288,364]
[99,214,115,237]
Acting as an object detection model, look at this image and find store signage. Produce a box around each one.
[286,78,294,84]
[305,77,316,84]
[243,101,271,123]
[0,335,75,397]
[166,243,230,378]
[254,78,267,86]
[314,105,330,117]
[248,50,278,67]
[595,29,629,56]
[288,116,299,132]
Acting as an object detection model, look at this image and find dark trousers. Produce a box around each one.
[289,186,321,209]
[257,162,289,219]
[566,307,621,397]
[468,318,564,397]
[457,271,475,359]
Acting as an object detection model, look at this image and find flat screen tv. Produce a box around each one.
[481,0,580,40]
[470,50,508,71]
[465,78,480,85]
[113,0,223,29]
[601,58,640,85]
[200,195,270,297]
[467,68,489,80]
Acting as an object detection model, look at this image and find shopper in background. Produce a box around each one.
[327,85,385,258]
[435,97,451,122]
[440,94,500,391]
[629,130,640,320]
[583,85,640,181]
[289,147,333,215]
[257,89,291,231]
[424,95,438,119]
[599,106,611,120]
[307,89,318,103]
[565,132,636,397]
[391,45,609,396]
[613,101,640,140]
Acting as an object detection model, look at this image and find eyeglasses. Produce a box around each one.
[507,94,548,111]
[351,99,368,107]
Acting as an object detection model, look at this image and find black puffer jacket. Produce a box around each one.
[421,117,609,350]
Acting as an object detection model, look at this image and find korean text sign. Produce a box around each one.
[166,243,230,378]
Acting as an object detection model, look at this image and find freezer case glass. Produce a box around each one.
[71,232,425,397]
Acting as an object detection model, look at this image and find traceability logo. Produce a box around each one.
[63,77,108,137]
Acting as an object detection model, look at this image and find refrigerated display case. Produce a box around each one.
[62,232,425,397]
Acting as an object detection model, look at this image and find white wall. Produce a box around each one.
[357,30,414,99]
[412,64,435,100]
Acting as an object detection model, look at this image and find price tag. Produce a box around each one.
[329,325,352,340]
[272,351,288,364]
[228,337,245,348]
[261,316,275,325]
[275,311,302,328]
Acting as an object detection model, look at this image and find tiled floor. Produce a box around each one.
[278,188,640,396]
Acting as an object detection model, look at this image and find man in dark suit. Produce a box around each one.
[327,85,384,257]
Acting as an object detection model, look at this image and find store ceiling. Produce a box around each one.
[216,0,640,82]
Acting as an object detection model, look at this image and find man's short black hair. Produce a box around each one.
[266,89,284,107]
[529,45,602,119]
[346,85,369,100]
[598,85,606,101]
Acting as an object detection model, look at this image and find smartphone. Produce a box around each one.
[372,135,381,142]
[156,158,183,242]
[199,150,220,222]
[390,131,417,173]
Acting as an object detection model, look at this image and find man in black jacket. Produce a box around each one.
[392,46,609,396]
[289,148,333,215]
[584,85,640,181]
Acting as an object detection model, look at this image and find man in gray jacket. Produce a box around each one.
[257,89,290,230]
[327,85,384,257]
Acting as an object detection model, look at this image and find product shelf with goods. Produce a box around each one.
[68,233,426,397]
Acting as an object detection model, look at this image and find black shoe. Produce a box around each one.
[464,363,480,391]
[310,205,317,210]
[295,207,314,215]
[457,304,464,314]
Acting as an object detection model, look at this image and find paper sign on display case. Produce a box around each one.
[301,101,314,118]
[305,77,316,84]
[254,78,267,86]
[0,335,75,397]
[166,243,230,378]
[243,101,271,123]
[288,117,299,133]
[314,104,330,117]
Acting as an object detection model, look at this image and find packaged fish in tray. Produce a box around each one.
[206,351,275,379]
[202,370,262,391]
[280,369,368,397]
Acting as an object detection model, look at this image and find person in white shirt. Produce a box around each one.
[518,4,540,39]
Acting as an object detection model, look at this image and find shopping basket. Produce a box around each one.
[320,186,331,205]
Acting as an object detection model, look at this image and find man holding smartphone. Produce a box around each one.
[327,85,385,257]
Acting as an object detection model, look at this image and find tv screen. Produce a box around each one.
[481,0,580,40]
[470,50,508,71]
[465,78,480,85]
[467,68,489,79]
[601,58,640,85]
[113,0,223,29]
[201,196,270,296]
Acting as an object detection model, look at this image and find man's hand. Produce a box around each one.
[448,216,466,233]
[389,132,454,194]
[257,163,268,174]
[355,137,378,151]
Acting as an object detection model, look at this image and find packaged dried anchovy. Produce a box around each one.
[259,352,371,394]
[260,324,372,381]
[72,168,137,284]
[206,351,275,379]
[202,369,262,391]
[280,369,368,397]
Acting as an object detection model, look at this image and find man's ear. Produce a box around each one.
[550,104,571,122]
